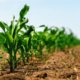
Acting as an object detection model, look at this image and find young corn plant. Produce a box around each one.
[0,4,29,72]
[31,31,45,59]
[19,25,35,64]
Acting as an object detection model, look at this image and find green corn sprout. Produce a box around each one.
[0,4,29,72]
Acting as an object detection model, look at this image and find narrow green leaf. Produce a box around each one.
[0,21,9,32]
[20,4,29,19]
[6,32,13,44]
[0,33,6,44]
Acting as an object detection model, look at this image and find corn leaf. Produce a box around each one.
[20,4,29,19]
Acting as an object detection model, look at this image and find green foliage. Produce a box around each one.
[0,4,30,72]
[33,26,80,53]
[19,25,35,64]
[20,5,29,20]
[0,4,80,72]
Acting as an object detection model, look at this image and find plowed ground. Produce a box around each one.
[0,46,80,80]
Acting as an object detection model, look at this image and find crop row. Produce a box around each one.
[0,5,80,72]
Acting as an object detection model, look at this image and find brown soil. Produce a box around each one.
[0,46,80,80]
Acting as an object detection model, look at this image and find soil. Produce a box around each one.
[0,46,80,80]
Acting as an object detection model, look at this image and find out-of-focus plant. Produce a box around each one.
[19,25,35,64]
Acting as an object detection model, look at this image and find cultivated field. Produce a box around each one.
[0,46,80,80]
[0,4,80,80]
